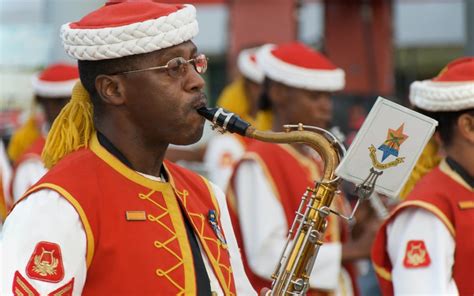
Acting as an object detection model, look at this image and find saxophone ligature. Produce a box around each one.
[198,107,350,295]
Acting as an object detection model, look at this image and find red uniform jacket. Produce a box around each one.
[21,135,237,295]
[372,163,474,295]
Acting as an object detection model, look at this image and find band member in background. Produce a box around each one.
[1,1,254,295]
[372,57,474,295]
[216,46,270,129]
[204,47,265,190]
[228,42,380,295]
[9,64,78,203]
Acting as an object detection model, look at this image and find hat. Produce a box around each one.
[237,47,264,83]
[410,57,474,112]
[32,63,79,98]
[61,1,198,61]
[257,42,345,91]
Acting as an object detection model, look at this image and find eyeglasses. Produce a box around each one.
[117,54,208,78]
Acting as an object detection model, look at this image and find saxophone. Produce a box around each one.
[198,107,346,295]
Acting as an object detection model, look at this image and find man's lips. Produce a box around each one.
[193,93,208,110]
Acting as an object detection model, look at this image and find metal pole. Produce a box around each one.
[465,0,474,55]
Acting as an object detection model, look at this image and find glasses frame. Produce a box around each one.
[115,54,208,77]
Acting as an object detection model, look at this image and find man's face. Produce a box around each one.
[37,96,70,126]
[118,41,207,146]
[243,78,262,110]
[270,82,333,129]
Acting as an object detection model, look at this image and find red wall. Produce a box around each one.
[228,0,297,79]
[325,0,394,95]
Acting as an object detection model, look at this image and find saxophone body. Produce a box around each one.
[198,107,345,295]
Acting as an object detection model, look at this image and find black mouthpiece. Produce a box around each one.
[197,107,251,136]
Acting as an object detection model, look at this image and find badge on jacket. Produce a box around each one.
[403,240,431,268]
[26,241,65,282]
[208,209,227,247]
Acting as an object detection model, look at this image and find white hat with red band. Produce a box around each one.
[257,42,345,91]
[60,0,198,61]
[410,57,474,112]
[32,63,79,98]
[237,47,264,83]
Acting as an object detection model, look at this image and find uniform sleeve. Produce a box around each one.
[209,182,257,296]
[12,159,48,203]
[387,207,458,294]
[1,189,87,295]
[1,141,12,207]
[203,135,245,191]
[234,160,342,290]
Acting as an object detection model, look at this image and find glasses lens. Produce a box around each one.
[193,54,207,74]
[167,57,186,78]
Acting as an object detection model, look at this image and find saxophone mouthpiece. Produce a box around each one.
[196,106,216,121]
[197,106,251,136]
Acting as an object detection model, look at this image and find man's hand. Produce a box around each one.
[342,214,383,261]
[260,288,271,296]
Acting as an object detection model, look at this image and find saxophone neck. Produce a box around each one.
[248,128,342,182]
[198,106,345,182]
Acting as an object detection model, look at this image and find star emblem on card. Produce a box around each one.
[368,123,409,171]
[378,124,409,161]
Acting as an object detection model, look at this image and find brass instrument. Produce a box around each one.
[198,107,347,295]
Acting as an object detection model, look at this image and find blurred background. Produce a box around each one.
[1,0,473,144]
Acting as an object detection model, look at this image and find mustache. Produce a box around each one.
[192,92,207,109]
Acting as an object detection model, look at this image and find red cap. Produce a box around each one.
[257,42,345,91]
[32,63,79,98]
[433,57,474,82]
[61,1,198,61]
[410,57,474,111]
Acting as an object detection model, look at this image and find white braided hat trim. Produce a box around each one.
[61,4,198,61]
[257,44,345,91]
[237,48,264,83]
[32,76,78,98]
[410,80,474,111]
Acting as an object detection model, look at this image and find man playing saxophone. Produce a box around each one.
[227,42,381,295]
[1,2,256,294]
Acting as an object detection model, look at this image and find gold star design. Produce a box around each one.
[383,123,408,150]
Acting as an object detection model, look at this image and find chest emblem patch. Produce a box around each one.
[26,241,65,282]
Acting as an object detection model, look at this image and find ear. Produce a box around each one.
[95,74,126,106]
[457,112,474,144]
